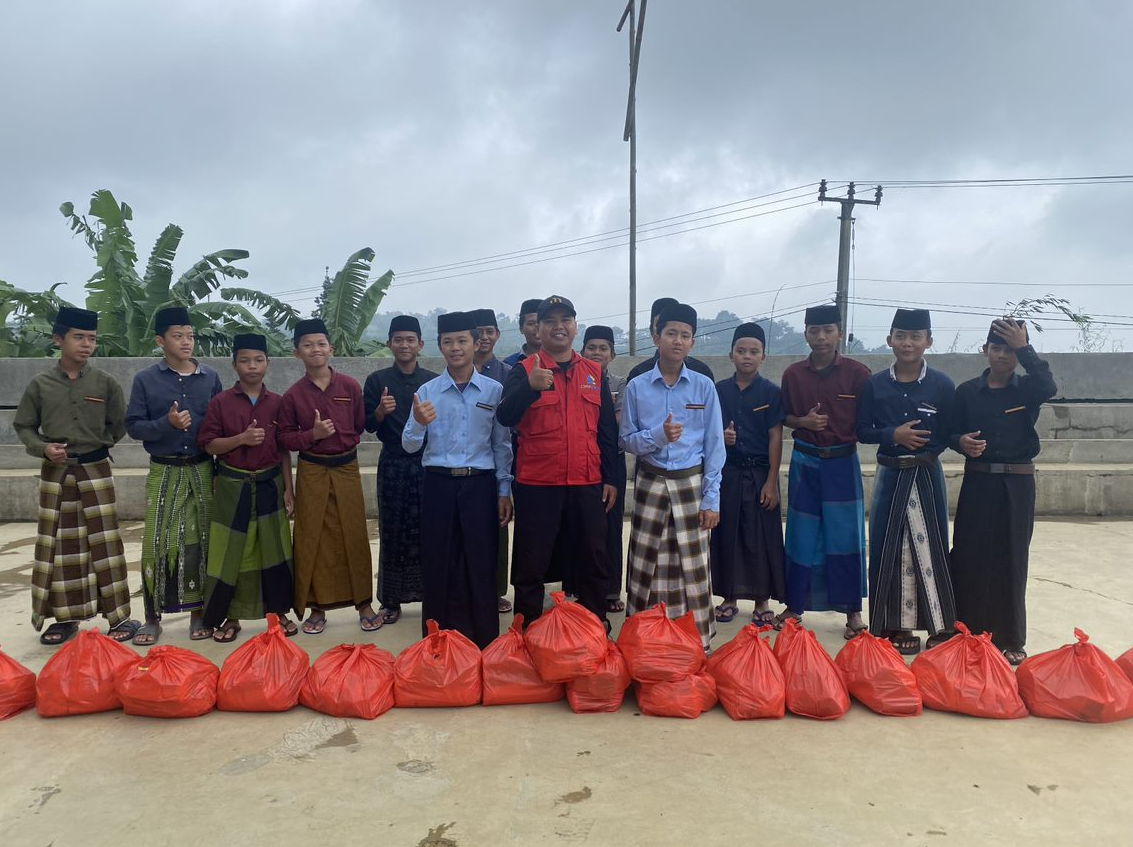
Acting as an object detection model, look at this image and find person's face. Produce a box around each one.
[388,331,424,364]
[730,337,765,376]
[887,328,932,363]
[475,325,500,355]
[984,342,1018,376]
[657,321,695,364]
[520,313,540,345]
[156,325,195,361]
[538,310,577,353]
[55,328,97,363]
[438,331,474,369]
[582,339,614,370]
[294,334,333,368]
[804,323,841,357]
[233,350,268,385]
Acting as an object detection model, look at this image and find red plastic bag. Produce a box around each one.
[772,615,801,664]
[524,592,607,683]
[706,624,785,720]
[566,640,631,714]
[634,670,717,719]
[395,620,482,707]
[835,631,922,716]
[36,628,136,717]
[300,643,396,719]
[1117,647,1133,684]
[218,613,309,712]
[778,625,849,720]
[1016,629,1133,723]
[0,645,37,720]
[482,615,565,706]
[911,622,1028,719]
[617,603,705,683]
[115,646,219,718]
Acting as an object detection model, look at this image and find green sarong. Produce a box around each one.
[141,458,213,615]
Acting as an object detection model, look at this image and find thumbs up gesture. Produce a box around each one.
[723,420,737,447]
[167,400,192,430]
[662,412,683,443]
[802,402,828,432]
[375,386,397,421]
[312,408,336,441]
[527,362,555,391]
[242,418,265,447]
[412,393,436,426]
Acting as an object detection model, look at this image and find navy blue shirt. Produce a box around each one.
[477,356,511,386]
[856,360,955,457]
[715,375,783,466]
[126,360,223,457]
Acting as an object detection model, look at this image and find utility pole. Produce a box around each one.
[617,0,647,354]
[819,179,882,351]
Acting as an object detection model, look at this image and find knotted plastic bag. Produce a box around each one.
[116,646,219,718]
[482,615,564,706]
[566,640,631,714]
[394,620,482,707]
[835,631,922,716]
[705,624,785,720]
[0,645,37,720]
[634,670,717,719]
[910,622,1028,719]
[1116,647,1133,684]
[524,592,607,683]
[772,615,801,663]
[617,603,705,683]
[217,613,309,712]
[1016,629,1133,723]
[37,628,135,717]
[300,643,396,719]
[778,624,850,720]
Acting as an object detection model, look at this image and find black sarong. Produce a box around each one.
[376,452,426,608]
[710,464,785,602]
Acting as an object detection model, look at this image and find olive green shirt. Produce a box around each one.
[14,363,127,458]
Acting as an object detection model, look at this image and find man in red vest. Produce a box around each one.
[497,295,619,630]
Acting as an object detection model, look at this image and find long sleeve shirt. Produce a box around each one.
[715,374,784,466]
[779,353,871,447]
[949,346,1057,463]
[197,383,287,470]
[856,360,956,457]
[477,356,511,386]
[619,363,727,511]
[362,363,438,459]
[626,352,715,384]
[278,369,365,455]
[125,360,222,457]
[401,369,514,496]
[14,363,127,458]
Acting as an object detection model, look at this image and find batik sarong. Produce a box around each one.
[142,458,213,615]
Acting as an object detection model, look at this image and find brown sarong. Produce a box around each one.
[292,456,373,616]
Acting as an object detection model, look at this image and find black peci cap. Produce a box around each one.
[519,299,543,318]
[804,304,841,327]
[731,322,766,348]
[656,303,697,334]
[154,306,191,335]
[388,315,422,338]
[583,325,615,346]
[650,297,679,321]
[55,306,98,332]
[293,318,329,345]
[891,308,932,331]
[987,318,1024,346]
[232,333,268,356]
[437,311,477,335]
[470,308,499,329]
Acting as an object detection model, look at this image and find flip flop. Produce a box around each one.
[359,613,383,632]
[752,609,777,626]
[1003,649,1027,666]
[926,631,956,650]
[844,621,869,640]
[213,621,242,643]
[302,615,327,635]
[189,617,214,641]
[497,597,513,614]
[714,604,739,623]
[278,617,299,637]
[606,598,626,614]
[40,621,79,646]
[888,633,922,655]
[378,607,401,625]
[107,619,142,643]
[133,621,163,646]
[773,610,802,631]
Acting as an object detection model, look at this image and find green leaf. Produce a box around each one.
[318,247,375,355]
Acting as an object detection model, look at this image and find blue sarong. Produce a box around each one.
[783,450,867,613]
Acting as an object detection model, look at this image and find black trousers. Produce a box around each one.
[512,482,609,627]
[420,472,500,649]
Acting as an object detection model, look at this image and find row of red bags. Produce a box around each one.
[5,598,1133,723]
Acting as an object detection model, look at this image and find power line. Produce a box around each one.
[853,277,1129,288]
[838,174,1133,187]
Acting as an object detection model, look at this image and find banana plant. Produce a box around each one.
[314,247,393,356]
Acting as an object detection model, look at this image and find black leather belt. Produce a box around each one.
[638,462,702,480]
[426,466,490,477]
[793,441,856,460]
[151,453,211,466]
[726,456,770,470]
[965,460,1035,476]
[298,450,357,468]
[217,463,282,483]
[877,453,938,470]
[65,447,110,464]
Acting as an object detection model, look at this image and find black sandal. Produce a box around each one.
[107,619,142,643]
[888,632,922,655]
[1003,649,1027,666]
[926,631,956,650]
[40,621,79,646]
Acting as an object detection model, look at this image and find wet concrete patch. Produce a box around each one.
[558,787,591,804]
[417,821,457,846]
[397,759,436,774]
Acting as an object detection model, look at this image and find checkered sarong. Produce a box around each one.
[31,459,131,631]
[626,466,716,649]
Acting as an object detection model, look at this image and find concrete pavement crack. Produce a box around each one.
[1031,576,1133,607]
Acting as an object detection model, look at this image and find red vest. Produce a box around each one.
[516,350,604,486]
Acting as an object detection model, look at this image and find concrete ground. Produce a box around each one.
[0,519,1131,847]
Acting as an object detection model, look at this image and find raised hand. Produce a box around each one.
[893,419,931,450]
[723,420,737,447]
[802,403,828,432]
[375,386,397,421]
[242,418,265,447]
[167,400,192,430]
[958,430,986,459]
[662,412,682,443]
[991,318,1029,349]
[312,408,336,441]
[527,362,555,391]
[412,393,436,426]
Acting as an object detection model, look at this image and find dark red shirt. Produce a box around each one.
[278,369,365,455]
[198,383,286,470]
[779,352,871,447]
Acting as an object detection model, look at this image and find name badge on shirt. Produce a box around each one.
[1004,405,1026,415]
[837,394,856,400]
[752,404,769,413]
[916,402,938,416]
[475,402,495,412]
[84,396,106,403]
[685,403,706,411]
[333,396,351,402]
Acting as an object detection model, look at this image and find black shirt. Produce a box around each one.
[363,363,439,458]
[715,374,784,466]
[626,353,715,383]
[949,346,1056,464]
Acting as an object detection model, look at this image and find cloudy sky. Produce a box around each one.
[2,0,1130,352]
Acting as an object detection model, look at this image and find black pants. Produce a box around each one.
[512,482,609,627]
[420,472,500,649]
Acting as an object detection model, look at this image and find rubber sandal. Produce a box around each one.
[302,615,327,635]
[606,598,626,614]
[497,597,513,614]
[926,631,956,650]
[189,617,214,641]
[278,617,299,637]
[714,604,739,623]
[107,619,142,643]
[378,607,401,625]
[888,633,922,655]
[213,621,242,643]
[752,609,777,626]
[40,621,79,646]
[1003,649,1027,666]
[133,621,163,646]
[844,621,869,640]
[359,613,383,632]
[773,610,802,631]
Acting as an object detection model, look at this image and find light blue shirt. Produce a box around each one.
[619,362,726,511]
[402,368,514,497]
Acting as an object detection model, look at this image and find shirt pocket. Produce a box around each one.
[525,390,562,436]
[581,386,602,432]
[78,393,110,434]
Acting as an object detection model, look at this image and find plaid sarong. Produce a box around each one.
[31,459,131,631]
[202,463,294,628]
[626,466,715,649]
[141,458,213,615]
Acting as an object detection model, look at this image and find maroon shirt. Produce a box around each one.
[198,383,286,470]
[278,369,365,455]
[780,352,871,447]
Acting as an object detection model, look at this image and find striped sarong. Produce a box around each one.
[202,463,294,628]
[626,466,715,649]
[783,450,866,613]
[141,458,213,615]
[31,459,130,631]
[868,459,955,635]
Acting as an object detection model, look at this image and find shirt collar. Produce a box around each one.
[438,368,486,393]
[232,381,273,398]
[804,351,843,373]
[535,348,580,370]
[649,361,689,386]
[977,367,1019,391]
[158,358,203,375]
[54,362,87,380]
[889,358,928,383]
